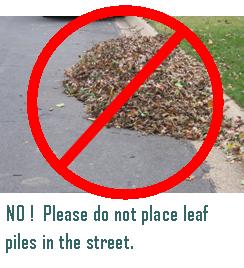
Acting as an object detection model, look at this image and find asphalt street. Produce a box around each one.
[0,17,214,193]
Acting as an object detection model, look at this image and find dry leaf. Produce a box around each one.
[55,103,65,108]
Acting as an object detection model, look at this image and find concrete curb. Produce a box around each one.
[124,17,158,36]
[115,16,157,37]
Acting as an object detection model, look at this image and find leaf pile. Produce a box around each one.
[218,116,244,162]
[63,35,243,162]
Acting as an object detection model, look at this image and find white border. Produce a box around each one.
[0,0,244,16]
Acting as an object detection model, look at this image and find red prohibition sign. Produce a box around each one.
[27,5,224,199]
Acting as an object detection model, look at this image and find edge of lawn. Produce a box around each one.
[148,17,244,108]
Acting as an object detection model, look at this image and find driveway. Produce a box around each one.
[0,17,214,192]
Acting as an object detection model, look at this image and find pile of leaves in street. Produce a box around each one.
[63,34,244,162]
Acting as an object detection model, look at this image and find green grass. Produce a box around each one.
[149,17,244,107]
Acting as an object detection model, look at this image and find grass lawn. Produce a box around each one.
[149,17,244,107]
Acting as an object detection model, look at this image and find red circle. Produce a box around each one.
[27,5,223,199]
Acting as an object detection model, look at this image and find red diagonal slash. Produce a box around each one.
[60,31,184,167]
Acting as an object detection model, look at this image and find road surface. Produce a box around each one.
[0,17,214,193]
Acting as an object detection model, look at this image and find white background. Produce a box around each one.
[0,0,244,15]
[0,0,243,267]
[0,194,243,267]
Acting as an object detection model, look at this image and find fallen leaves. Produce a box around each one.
[208,39,213,45]
[186,175,196,181]
[55,103,65,108]
[218,116,244,162]
[63,34,244,163]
